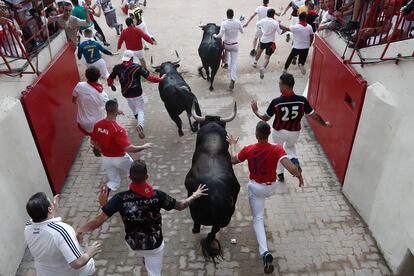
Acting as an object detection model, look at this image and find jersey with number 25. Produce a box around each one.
[265,94,314,131]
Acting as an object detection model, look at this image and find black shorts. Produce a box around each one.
[260,42,276,56]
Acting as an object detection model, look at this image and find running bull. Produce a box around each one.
[198,23,222,91]
[151,51,202,136]
[185,102,240,263]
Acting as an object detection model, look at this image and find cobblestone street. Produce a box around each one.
[17,0,392,275]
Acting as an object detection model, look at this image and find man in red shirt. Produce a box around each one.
[117,17,156,68]
[91,99,152,193]
[227,121,303,274]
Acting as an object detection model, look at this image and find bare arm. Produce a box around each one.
[69,242,101,269]
[309,112,332,127]
[243,12,257,27]
[175,184,208,211]
[124,143,153,153]
[280,157,304,187]
[226,134,241,164]
[251,100,271,121]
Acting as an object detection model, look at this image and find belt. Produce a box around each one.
[223,41,238,45]
[252,180,274,186]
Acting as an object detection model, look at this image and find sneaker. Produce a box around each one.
[252,61,258,68]
[277,173,285,182]
[290,158,302,173]
[298,64,306,75]
[222,63,228,69]
[136,125,145,139]
[341,21,360,33]
[250,49,256,57]
[286,33,290,43]
[229,80,235,91]
[92,146,101,157]
[259,68,264,79]
[262,251,274,274]
[115,25,120,36]
[292,56,297,65]
[103,41,110,46]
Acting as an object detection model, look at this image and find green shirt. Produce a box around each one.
[72,5,93,30]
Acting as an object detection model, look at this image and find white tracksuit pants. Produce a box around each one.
[223,43,239,81]
[272,129,300,174]
[248,180,278,255]
[102,154,133,190]
[87,58,110,79]
[126,96,145,128]
[134,242,164,276]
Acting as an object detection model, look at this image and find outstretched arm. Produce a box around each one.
[251,100,271,121]
[124,143,153,153]
[175,184,208,211]
[309,112,332,127]
[226,134,241,164]
[244,12,257,27]
[280,157,304,187]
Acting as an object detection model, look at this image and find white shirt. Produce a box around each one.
[256,17,283,43]
[25,217,95,276]
[255,5,270,21]
[290,23,314,49]
[73,82,109,133]
[214,18,243,43]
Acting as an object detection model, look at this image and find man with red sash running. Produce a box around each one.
[76,160,208,276]
[227,121,303,274]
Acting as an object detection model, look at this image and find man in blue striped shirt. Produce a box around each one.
[24,192,101,275]
[78,28,113,79]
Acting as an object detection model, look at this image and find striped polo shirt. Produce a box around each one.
[24,217,95,276]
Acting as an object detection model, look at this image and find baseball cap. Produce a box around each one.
[121,50,134,61]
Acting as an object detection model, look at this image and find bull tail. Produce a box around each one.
[200,226,223,265]
[198,66,206,80]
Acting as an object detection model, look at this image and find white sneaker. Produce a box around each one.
[298,64,306,75]
[136,125,145,139]
[259,68,264,79]
[252,61,258,68]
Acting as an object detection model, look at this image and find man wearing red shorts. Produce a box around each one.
[227,121,303,274]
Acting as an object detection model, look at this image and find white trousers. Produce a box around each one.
[87,58,110,79]
[133,50,145,64]
[272,129,300,174]
[126,96,144,128]
[223,43,239,81]
[248,180,278,255]
[135,241,164,276]
[102,154,133,190]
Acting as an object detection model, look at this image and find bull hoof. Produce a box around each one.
[209,86,214,91]
[178,130,184,137]
[192,227,200,234]
[191,122,199,133]
[206,77,211,82]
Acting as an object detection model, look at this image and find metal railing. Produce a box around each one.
[0,0,57,75]
[341,0,414,64]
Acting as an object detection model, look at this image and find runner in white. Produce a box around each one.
[72,67,109,136]
[213,9,243,91]
[281,0,306,42]
[254,8,287,79]
[25,192,101,276]
[243,0,270,57]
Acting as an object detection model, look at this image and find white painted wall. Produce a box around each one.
[319,31,414,274]
[0,32,67,275]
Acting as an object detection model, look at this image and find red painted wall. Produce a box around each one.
[21,44,83,194]
[307,35,367,183]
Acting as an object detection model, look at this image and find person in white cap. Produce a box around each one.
[213,8,243,91]
[107,50,165,139]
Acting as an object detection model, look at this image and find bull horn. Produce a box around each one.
[220,102,237,123]
[150,56,161,70]
[198,21,206,28]
[191,101,205,123]
[171,50,181,65]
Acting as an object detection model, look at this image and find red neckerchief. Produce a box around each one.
[129,182,154,198]
[87,81,103,93]
[299,20,307,27]
[281,91,295,97]
[308,10,318,16]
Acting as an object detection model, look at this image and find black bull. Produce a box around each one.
[198,23,222,91]
[151,54,202,136]
[185,103,240,263]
